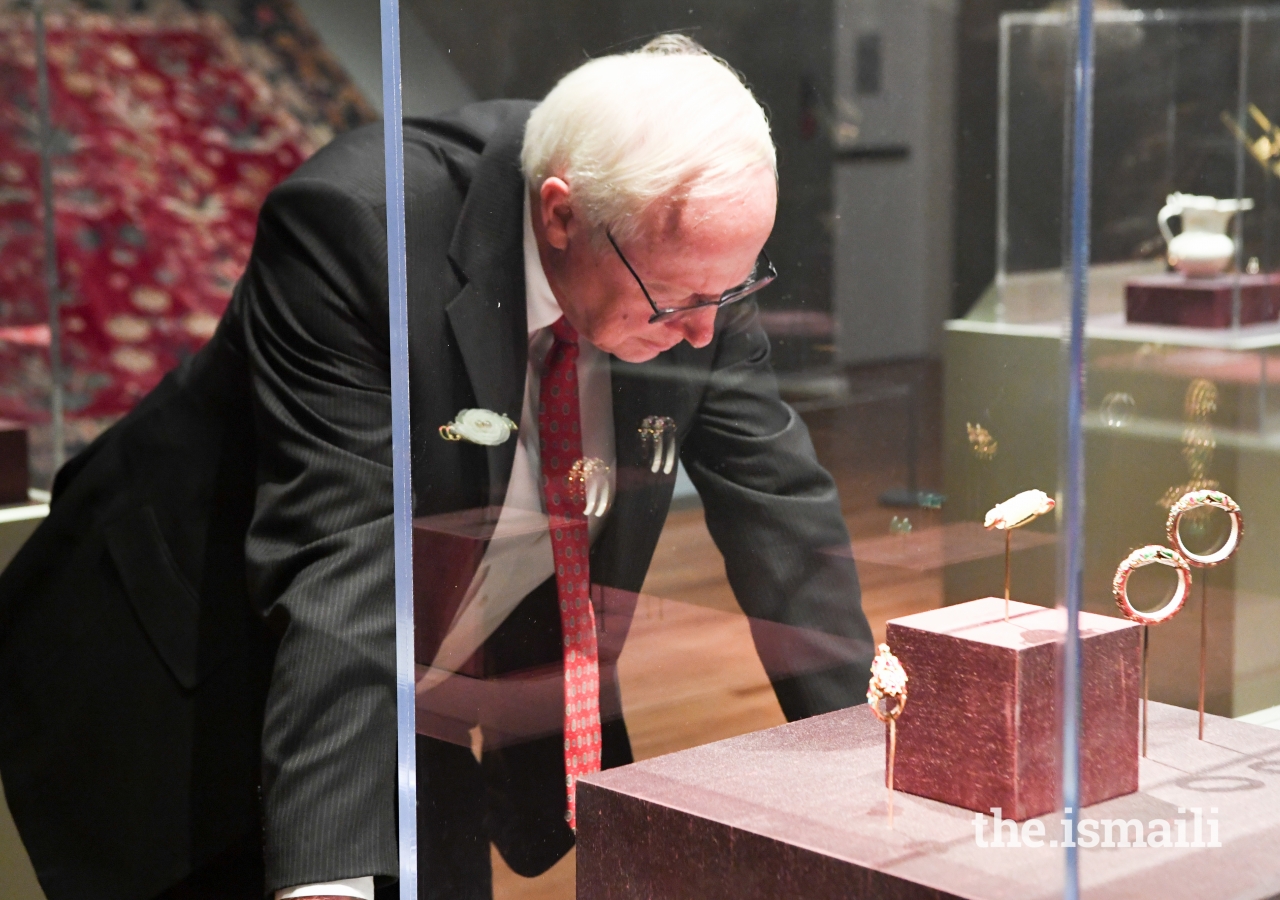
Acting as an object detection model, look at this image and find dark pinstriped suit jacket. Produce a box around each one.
[0,100,873,899]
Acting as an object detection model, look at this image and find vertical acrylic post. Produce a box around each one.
[1230,11,1251,330]
[1061,1,1094,898]
[379,1,418,896]
[32,1,64,472]
[995,16,1011,324]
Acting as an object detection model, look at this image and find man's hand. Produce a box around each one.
[274,874,376,900]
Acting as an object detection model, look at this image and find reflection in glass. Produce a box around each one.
[1101,390,1135,427]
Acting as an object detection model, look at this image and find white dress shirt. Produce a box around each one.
[278,196,615,900]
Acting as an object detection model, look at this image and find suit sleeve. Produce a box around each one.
[236,176,398,890]
[679,300,875,721]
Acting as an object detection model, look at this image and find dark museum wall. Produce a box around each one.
[293,0,474,117]
[420,0,1253,335]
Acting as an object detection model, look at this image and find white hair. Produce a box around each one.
[521,35,777,245]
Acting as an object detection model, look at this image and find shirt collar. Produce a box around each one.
[523,192,563,335]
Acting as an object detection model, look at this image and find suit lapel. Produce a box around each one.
[444,107,532,508]
[610,358,671,486]
[445,284,525,507]
[590,354,690,592]
[434,102,704,576]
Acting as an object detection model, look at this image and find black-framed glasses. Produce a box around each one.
[606,229,778,324]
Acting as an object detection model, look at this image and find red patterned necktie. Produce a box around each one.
[539,316,601,830]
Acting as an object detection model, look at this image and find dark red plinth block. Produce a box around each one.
[0,421,29,505]
[1125,273,1280,328]
[886,597,1140,820]
[578,702,1280,900]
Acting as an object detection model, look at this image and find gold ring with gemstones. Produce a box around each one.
[867,643,909,723]
[1113,545,1192,626]
[1165,489,1242,568]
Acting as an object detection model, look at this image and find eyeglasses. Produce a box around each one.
[606,229,778,324]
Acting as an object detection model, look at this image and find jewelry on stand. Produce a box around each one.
[1113,545,1193,756]
[868,643,909,828]
[1165,490,1243,740]
[984,489,1056,620]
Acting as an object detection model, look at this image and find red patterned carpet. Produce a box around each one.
[0,10,320,473]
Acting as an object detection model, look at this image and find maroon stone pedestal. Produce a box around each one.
[579,702,1280,900]
[1125,272,1280,328]
[0,421,28,506]
[887,597,1140,820]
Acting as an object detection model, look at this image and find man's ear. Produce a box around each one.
[538,177,573,250]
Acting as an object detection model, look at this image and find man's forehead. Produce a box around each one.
[640,171,777,246]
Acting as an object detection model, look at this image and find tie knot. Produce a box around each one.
[550,316,578,347]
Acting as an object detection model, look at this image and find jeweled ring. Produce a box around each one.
[1113,545,1192,626]
[1165,489,1243,567]
[867,643,908,722]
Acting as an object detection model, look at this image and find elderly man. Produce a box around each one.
[0,35,872,900]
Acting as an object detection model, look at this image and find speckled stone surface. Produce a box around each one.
[578,701,1280,900]
[888,597,1141,820]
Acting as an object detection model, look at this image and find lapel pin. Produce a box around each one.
[569,457,612,517]
[439,409,517,446]
[639,415,677,475]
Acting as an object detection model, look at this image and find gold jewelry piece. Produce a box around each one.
[1222,103,1280,179]
[439,409,517,445]
[1112,545,1192,626]
[1115,545,1192,758]
[1159,380,1219,511]
[868,643,908,828]
[1165,489,1242,568]
[966,422,998,461]
[1184,378,1219,420]
[639,415,677,475]
[568,457,612,517]
[984,489,1054,531]
[868,643,908,721]
[984,489,1055,620]
[1165,489,1242,742]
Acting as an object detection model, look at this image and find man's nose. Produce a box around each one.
[677,307,718,348]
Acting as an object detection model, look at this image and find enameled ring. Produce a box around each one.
[1165,489,1243,568]
[1112,545,1192,626]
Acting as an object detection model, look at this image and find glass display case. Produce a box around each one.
[5,2,1280,900]
[0,2,68,573]
[0,1,385,898]
[392,4,1084,899]
[949,6,1280,719]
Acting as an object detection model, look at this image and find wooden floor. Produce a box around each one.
[492,361,946,899]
